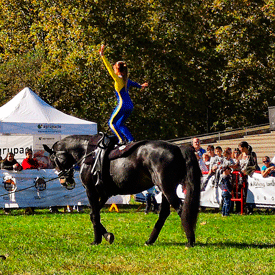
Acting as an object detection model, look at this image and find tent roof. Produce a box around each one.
[0,87,95,125]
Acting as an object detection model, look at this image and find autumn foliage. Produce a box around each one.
[0,0,274,139]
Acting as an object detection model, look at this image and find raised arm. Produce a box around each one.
[99,45,119,81]
[261,166,275,178]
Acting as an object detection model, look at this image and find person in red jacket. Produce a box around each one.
[21,149,39,170]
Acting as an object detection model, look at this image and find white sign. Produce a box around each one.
[247,173,275,207]
[176,175,221,208]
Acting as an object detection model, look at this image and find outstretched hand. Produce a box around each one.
[141,83,148,89]
[99,44,105,56]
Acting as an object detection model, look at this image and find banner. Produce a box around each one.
[33,135,61,169]
[139,175,222,208]
[176,174,221,208]
[0,134,62,166]
[247,173,275,207]
[0,169,130,209]
[0,135,33,162]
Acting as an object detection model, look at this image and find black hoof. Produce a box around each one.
[186,242,195,248]
[104,233,115,244]
[186,236,195,248]
[145,240,154,246]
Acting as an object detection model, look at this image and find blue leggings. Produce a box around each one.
[108,108,134,142]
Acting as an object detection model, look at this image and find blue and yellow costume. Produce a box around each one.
[101,55,142,143]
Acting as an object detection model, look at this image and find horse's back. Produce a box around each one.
[136,140,186,183]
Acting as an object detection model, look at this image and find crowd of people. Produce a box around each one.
[0,149,40,171]
[192,137,261,175]
[192,137,275,216]
[1,140,273,216]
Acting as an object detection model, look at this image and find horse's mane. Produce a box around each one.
[52,134,101,151]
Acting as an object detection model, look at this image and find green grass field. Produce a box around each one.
[0,206,274,275]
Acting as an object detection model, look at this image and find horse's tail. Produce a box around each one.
[180,145,201,246]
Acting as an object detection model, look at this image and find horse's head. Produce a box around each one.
[43,143,76,190]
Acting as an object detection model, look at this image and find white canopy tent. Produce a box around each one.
[0,87,97,135]
[0,87,97,162]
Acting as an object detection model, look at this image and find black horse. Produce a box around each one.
[43,134,201,247]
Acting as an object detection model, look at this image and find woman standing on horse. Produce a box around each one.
[99,45,148,144]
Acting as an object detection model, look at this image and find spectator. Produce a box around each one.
[21,149,39,214]
[202,153,210,171]
[1,152,22,171]
[232,148,241,167]
[248,145,260,172]
[237,141,257,214]
[215,146,224,163]
[219,166,233,217]
[192,137,206,160]
[238,141,258,176]
[195,151,208,172]
[222,148,235,169]
[212,146,225,185]
[222,149,234,169]
[261,156,275,178]
[144,187,159,214]
[21,149,39,170]
[206,145,216,173]
[201,145,218,190]
[225,147,233,158]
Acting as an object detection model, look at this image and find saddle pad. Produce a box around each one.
[108,141,148,160]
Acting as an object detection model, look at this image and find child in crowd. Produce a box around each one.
[215,146,223,165]
[225,147,233,158]
[201,145,224,190]
[222,148,235,169]
[232,148,241,165]
[219,166,233,217]
[202,153,210,171]
[196,151,208,172]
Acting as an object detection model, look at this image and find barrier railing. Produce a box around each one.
[231,171,246,215]
[202,170,246,214]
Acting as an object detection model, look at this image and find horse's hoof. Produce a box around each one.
[104,233,115,244]
[145,241,154,246]
[185,242,194,248]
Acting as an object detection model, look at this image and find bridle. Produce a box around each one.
[50,132,108,190]
[50,150,77,190]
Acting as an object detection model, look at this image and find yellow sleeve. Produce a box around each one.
[101,55,125,92]
[101,55,120,82]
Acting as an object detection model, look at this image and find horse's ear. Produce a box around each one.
[43,144,54,154]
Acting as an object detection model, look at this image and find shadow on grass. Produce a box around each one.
[158,241,275,249]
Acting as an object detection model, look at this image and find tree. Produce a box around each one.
[0,0,275,140]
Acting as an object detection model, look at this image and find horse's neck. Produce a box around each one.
[68,141,90,163]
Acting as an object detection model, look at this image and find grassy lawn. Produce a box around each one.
[0,206,274,275]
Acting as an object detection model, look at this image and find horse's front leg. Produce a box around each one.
[86,188,103,245]
[81,164,114,245]
[87,190,114,245]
